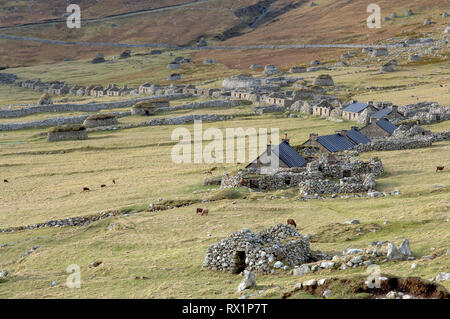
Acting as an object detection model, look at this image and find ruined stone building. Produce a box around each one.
[341,102,378,122]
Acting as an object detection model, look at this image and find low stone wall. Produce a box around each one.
[0,111,130,131]
[47,130,88,142]
[83,117,118,128]
[356,137,433,152]
[0,93,192,118]
[155,99,241,112]
[298,174,375,196]
[88,114,235,132]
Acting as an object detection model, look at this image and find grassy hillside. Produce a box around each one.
[0,115,448,297]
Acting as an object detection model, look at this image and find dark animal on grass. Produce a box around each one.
[287,219,297,228]
[201,209,209,216]
[436,166,444,172]
[112,179,116,184]
[3,179,8,183]
[101,184,107,188]
[196,208,203,214]
[82,187,90,192]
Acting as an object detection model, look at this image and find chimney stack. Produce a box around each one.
[282,132,290,144]
[310,133,318,141]
[335,130,347,136]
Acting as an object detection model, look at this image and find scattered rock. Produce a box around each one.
[89,261,102,268]
[274,261,284,269]
[293,264,310,276]
[435,272,450,282]
[323,289,332,298]
[238,270,256,292]
[303,279,317,287]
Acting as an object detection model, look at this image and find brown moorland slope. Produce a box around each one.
[0,0,448,68]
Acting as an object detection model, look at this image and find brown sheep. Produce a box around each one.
[196,208,203,214]
[101,184,107,188]
[3,179,8,183]
[287,219,297,228]
[436,166,444,172]
[201,209,209,216]
[82,187,90,192]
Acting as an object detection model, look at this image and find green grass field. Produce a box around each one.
[0,112,448,298]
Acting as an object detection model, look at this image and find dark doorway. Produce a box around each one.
[285,177,291,186]
[145,110,150,116]
[343,170,352,178]
[232,251,246,274]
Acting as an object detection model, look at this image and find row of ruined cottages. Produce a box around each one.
[15,80,135,97]
[247,118,398,170]
[138,82,221,97]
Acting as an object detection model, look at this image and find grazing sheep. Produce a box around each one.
[436,166,444,172]
[3,179,8,183]
[101,184,107,188]
[201,209,209,216]
[82,187,90,192]
[287,219,297,228]
[196,208,203,214]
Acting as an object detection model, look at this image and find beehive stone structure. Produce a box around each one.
[203,224,312,274]
[313,74,334,86]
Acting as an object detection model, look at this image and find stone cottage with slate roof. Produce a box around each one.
[342,102,378,122]
[246,134,307,170]
[342,127,371,145]
[360,118,398,139]
[302,132,355,153]
[370,106,405,124]
[312,100,334,117]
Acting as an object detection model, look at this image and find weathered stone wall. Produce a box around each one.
[47,130,88,142]
[0,94,192,118]
[0,111,130,131]
[83,117,118,128]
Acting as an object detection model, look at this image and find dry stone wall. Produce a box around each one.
[0,94,192,118]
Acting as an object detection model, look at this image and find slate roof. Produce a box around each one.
[343,102,369,113]
[317,134,355,152]
[376,118,397,134]
[273,141,307,167]
[247,140,307,168]
[372,108,393,119]
[346,129,371,145]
